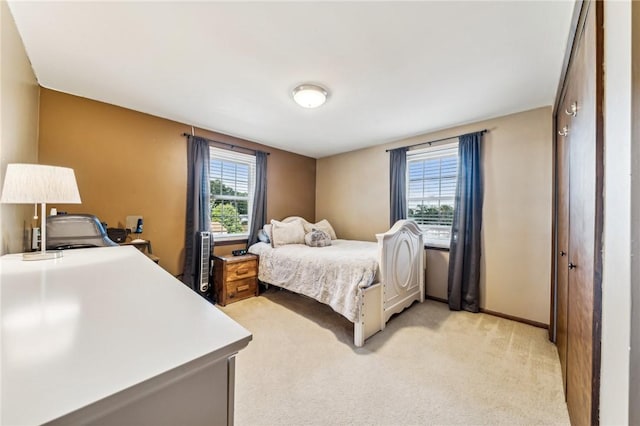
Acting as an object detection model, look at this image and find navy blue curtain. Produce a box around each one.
[448,131,484,312]
[389,147,408,227]
[247,151,267,247]
[182,136,210,290]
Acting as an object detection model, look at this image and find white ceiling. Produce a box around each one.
[8,1,574,158]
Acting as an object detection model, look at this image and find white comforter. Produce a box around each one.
[248,240,379,322]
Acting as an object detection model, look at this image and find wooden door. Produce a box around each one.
[552,1,602,425]
[566,5,597,425]
[555,94,571,394]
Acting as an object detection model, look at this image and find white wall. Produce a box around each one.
[600,1,631,423]
[0,0,39,254]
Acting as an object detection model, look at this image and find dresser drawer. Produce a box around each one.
[226,277,258,302]
[225,259,257,281]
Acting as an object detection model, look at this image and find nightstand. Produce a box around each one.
[213,253,258,306]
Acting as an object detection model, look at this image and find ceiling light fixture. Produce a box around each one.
[292,84,328,108]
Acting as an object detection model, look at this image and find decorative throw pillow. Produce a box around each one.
[257,229,270,244]
[271,219,305,248]
[263,224,273,243]
[282,216,309,226]
[304,229,332,247]
[303,219,337,240]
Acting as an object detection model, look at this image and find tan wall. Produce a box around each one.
[38,89,315,276]
[425,249,449,300]
[317,107,553,324]
[0,0,40,254]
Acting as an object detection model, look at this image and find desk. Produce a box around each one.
[120,239,160,263]
[1,246,251,425]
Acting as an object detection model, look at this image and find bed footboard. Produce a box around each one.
[377,220,424,321]
[354,220,424,346]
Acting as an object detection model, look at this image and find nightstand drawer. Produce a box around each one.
[225,259,257,281]
[226,277,257,302]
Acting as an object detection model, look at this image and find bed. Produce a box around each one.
[248,217,424,346]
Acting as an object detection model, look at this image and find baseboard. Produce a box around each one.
[426,295,448,304]
[425,295,549,330]
[479,308,549,330]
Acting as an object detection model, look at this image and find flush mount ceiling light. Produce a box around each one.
[292,84,328,108]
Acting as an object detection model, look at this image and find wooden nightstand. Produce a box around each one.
[213,253,258,306]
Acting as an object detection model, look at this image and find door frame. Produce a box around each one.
[630,2,640,424]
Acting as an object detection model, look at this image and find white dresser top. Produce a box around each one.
[1,246,252,425]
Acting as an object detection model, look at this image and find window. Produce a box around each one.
[407,141,458,247]
[209,147,256,239]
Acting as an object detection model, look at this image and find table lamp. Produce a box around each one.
[0,163,81,260]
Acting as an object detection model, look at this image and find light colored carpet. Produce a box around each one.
[219,288,570,426]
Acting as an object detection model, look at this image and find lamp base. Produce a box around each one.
[22,251,63,261]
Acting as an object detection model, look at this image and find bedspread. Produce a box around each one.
[248,240,379,322]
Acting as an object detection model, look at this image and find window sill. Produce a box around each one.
[212,235,248,246]
[424,241,450,252]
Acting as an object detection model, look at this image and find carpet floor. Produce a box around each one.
[219,288,570,426]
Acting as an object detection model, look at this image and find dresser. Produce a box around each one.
[1,246,251,426]
[213,254,259,306]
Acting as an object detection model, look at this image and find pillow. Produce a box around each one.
[263,224,273,242]
[271,219,305,248]
[303,219,337,240]
[304,229,332,247]
[257,229,270,244]
[282,216,309,226]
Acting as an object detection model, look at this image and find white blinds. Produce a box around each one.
[209,147,256,236]
[406,141,458,243]
[209,147,256,199]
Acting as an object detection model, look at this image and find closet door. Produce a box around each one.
[552,2,602,425]
[566,9,596,423]
[555,93,571,394]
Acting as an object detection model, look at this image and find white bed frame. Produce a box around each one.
[277,217,424,347]
[353,219,424,346]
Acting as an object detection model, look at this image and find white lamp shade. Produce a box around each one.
[0,164,81,204]
[293,84,328,108]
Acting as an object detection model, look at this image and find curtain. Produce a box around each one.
[247,151,267,247]
[448,131,483,312]
[389,147,408,227]
[182,135,211,290]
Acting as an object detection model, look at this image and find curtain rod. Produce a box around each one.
[182,133,270,156]
[385,129,488,152]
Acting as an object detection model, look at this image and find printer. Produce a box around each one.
[46,214,118,250]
